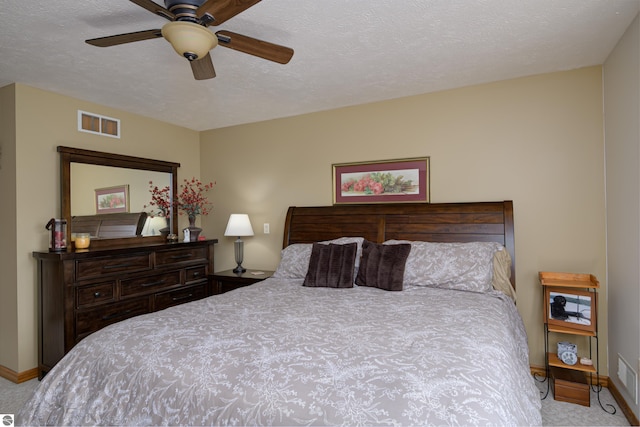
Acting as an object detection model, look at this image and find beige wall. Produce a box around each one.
[0,85,18,370]
[201,67,608,370]
[1,83,201,373]
[604,14,640,417]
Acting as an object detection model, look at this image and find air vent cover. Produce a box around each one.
[618,354,638,404]
[78,110,120,138]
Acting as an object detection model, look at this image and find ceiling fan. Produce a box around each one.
[86,0,294,80]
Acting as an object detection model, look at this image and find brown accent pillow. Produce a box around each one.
[356,240,411,291]
[303,242,357,288]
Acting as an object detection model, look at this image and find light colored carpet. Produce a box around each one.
[0,377,38,416]
[0,375,632,425]
[535,376,630,426]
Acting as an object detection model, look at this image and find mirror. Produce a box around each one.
[70,164,171,236]
[59,146,180,248]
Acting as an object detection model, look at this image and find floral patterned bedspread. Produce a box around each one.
[19,279,541,426]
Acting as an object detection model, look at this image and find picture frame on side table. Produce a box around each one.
[544,286,597,333]
[95,184,130,214]
[332,157,430,204]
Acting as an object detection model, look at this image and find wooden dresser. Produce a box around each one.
[33,239,217,379]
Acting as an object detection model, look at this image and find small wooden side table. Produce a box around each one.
[211,269,274,294]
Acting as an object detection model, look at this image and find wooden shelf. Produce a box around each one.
[547,324,596,337]
[547,352,596,373]
[539,271,599,289]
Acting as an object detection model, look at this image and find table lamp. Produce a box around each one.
[224,214,254,273]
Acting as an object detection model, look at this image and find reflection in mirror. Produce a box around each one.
[59,146,180,249]
[71,164,171,236]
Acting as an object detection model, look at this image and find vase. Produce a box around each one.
[159,227,170,238]
[187,215,202,242]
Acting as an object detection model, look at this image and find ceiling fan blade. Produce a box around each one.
[216,30,293,64]
[197,0,261,26]
[191,53,216,80]
[86,29,163,47]
[129,0,175,20]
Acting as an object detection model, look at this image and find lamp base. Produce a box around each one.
[233,238,246,274]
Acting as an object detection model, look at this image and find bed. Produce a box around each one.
[19,201,541,426]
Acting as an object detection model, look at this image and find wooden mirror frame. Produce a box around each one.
[58,146,180,249]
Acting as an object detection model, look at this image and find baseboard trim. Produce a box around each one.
[607,379,640,426]
[0,364,38,384]
[531,364,638,426]
[530,364,546,380]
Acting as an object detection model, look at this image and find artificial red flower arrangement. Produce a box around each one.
[176,177,215,219]
[145,177,215,219]
[144,182,171,217]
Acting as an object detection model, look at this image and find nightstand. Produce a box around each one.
[211,269,274,294]
[538,271,613,412]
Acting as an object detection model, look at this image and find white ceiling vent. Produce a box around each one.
[78,110,120,138]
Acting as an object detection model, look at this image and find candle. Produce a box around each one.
[75,233,91,249]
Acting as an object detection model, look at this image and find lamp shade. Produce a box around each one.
[224,214,254,237]
[161,21,217,61]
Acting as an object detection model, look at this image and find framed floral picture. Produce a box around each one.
[332,157,430,204]
[95,185,129,214]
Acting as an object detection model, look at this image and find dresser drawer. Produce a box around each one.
[77,282,116,308]
[185,266,207,283]
[76,298,150,338]
[155,247,208,267]
[76,253,152,280]
[154,283,207,311]
[121,271,181,298]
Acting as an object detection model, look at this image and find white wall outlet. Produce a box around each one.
[263,223,270,234]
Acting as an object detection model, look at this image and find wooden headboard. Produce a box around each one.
[283,201,515,288]
[72,212,148,239]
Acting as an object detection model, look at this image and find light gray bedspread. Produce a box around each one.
[19,278,541,426]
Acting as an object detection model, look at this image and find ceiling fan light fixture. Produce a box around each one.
[161,21,217,61]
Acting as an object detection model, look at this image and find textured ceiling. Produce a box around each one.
[1,1,638,131]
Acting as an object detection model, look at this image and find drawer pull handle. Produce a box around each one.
[102,309,132,321]
[103,263,133,270]
[141,279,166,287]
[172,293,193,302]
[192,272,201,277]
[94,292,102,298]
[169,254,192,260]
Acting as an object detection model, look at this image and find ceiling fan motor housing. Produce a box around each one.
[164,0,206,23]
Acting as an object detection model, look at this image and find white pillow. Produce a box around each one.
[384,240,502,293]
[272,243,313,279]
[272,237,365,280]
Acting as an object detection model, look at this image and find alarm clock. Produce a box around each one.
[560,351,578,365]
[557,341,578,366]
